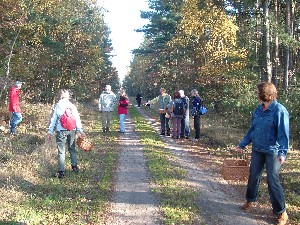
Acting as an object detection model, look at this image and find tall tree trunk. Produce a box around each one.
[283,0,291,90]
[271,0,279,86]
[261,0,272,82]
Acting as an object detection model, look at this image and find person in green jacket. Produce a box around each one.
[146,88,172,136]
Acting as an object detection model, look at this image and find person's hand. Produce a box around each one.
[235,146,243,152]
[278,156,286,165]
[80,132,86,138]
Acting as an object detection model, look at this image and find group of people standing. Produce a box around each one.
[146,88,203,141]
[7,81,289,225]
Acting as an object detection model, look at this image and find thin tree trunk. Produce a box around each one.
[283,0,291,90]
[271,0,279,86]
[261,0,272,82]
[0,30,20,101]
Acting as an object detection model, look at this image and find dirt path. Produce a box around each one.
[136,106,277,225]
[104,114,161,224]
[105,105,276,225]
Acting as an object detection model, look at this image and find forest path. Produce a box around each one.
[104,112,160,224]
[104,104,275,225]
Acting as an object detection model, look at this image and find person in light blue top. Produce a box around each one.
[48,89,85,178]
[236,82,289,225]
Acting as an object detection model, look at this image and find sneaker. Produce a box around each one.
[241,201,255,211]
[160,131,165,135]
[72,165,79,174]
[185,136,190,139]
[276,211,288,225]
[166,132,170,136]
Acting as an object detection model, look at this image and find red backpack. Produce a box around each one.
[60,107,76,130]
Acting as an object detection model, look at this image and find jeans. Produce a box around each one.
[56,130,77,172]
[181,115,190,137]
[10,112,22,133]
[246,150,286,215]
[193,115,200,139]
[102,111,112,128]
[160,113,170,132]
[119,114,125,132]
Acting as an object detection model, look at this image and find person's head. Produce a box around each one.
[190,89,199,97]
[120,90,127,97]
[257,82,277,102]
[105,85,111,92]
[160,88,166,96]
[15,81,22,89]
[174,91,181,99]
[178,90,184,97]
[58,89,70,100]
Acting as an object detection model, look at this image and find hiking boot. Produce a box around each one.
[102,127,106,133]
[276,211,288,225]
[160,130,165,135]
[72,165,79,174]
[241,201,255,211]
[54,171,65,179]
[106,127,110,132]
[166,131,170,136]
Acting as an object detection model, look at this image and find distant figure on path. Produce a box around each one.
[136,93,142,108]
[9,81,23,135]
[236,82,289,225]
[99,85,116,132]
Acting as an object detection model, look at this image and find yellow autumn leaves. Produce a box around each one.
[169,0,247,77]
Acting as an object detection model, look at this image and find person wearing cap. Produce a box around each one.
[98,85,116,132]
[179,90,190,139]
[9,81,23,135]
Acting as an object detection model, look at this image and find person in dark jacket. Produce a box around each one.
[179,90,190,139]
[190,89,202,141]
[136,93,142,108]
[236,82,289,225]
[9,81,23,135]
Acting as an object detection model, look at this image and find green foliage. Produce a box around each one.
[0,0,118,103]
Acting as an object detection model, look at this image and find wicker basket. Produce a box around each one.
[222,158,249,181]
[76,136,94,151]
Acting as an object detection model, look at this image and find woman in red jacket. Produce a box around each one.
[9,81,23,135]
[117,90,129,133]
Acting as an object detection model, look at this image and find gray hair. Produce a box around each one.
[190,89,199,97]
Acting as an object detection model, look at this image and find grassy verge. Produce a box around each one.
[0,103,119,224]
[129,106,202,224]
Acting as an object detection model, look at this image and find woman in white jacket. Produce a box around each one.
[98,85,116,132]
